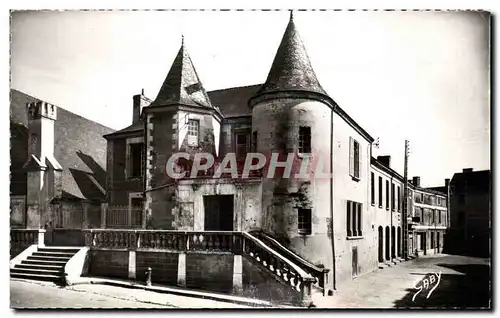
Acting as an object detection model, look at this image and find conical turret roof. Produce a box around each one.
[253,12,328,100]
[151,38,213,109]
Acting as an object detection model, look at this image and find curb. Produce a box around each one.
[82,278,281,308]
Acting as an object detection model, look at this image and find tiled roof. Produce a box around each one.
[252,14,328,100]
[10,89,115,201]
[207,84,261,117]
[150,41,213,110]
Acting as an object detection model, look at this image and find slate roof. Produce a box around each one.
[104,118,144,138]
[207,84,261,117]
[150,41,214,110]
[10,89,115,201]
[252,13,328,100]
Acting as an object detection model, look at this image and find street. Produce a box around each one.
[10,279,253,309]
[314,254,491,309]
[11,254,490,309]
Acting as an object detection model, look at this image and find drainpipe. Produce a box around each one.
[329,106,336,291]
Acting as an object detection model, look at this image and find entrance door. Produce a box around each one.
[352,246,358,277]
[203,195,234,231]
[378,226,384,263]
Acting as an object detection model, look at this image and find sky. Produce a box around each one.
[10,10,490,187]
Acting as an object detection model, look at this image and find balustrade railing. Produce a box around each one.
[11,229,39,246]
[249,230,329,290]
[82,229,314,302]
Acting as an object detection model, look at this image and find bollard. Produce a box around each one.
[145,267,152,286]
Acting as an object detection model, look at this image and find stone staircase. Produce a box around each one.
[11,247,80,283]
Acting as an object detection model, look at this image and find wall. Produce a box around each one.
[331,108,377,288]
[88,250,129,279]
[10,195,26,228]
[136,252,178,284]
[186,253,234,293]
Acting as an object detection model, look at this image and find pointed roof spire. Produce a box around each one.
[151,38,212,109]
[249,12,329,106]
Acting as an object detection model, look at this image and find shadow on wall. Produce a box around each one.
[393,263,491,309]
[69,168,105,201]
[76,150,106,189]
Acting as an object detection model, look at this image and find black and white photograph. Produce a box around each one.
[8,8,492,309]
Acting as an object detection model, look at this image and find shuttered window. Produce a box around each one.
[349,137,360,179]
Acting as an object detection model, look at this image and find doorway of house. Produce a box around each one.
[203,195,234,231]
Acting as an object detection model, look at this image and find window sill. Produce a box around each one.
[371,203,375,207]
[351,176,360,182]
[298,230,312,236]
[347,236,364,240]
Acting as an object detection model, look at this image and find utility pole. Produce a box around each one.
[402,140,410,260]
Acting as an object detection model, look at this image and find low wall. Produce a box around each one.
[186,253,234,294]
[136,252,178,285]
[48,229,86,246]
[89,250,129,279]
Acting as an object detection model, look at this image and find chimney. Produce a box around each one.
[377,155,391,168]
[24,101,63,229]
[463,168,473,173]
[133,90,151,124]
[412,176,421,187]
[445,178,450,188]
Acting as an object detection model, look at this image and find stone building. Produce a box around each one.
[447,168,491,257]
[102,13,446,291]
[408,177,448,256]
[10,89,114,230]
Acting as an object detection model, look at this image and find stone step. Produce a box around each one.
[26,255,72,262]
[21,259,68,266]
[11,267,61,276]
[15,263,65,271]
[32,251,75,258]
[11,272,61,283]
[38,247,81,253]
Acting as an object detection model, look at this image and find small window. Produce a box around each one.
[129,143,144,178]
[349,137,360,179]
[370,172,375,205]
[347,201,362,237]
[391,183,395,211]
[397,186,401,211]
[299,127,311,153]
[298,208,312,235]
[187,119,199,146]
[235,132,249,160]
[438,210,442,224]
[378,176,383,208]
[385,180,390,210]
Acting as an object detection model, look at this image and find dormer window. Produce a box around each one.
[187,119,199,146]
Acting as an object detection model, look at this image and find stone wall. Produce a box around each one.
[186,253,234,293]
[136,252,178,284]
[88,250,129,279]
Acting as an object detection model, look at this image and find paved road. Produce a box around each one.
[10,279,252,309]
[313,254,491,309]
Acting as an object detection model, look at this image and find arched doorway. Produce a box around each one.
[385,226,390,261]
[378,226,384,263]
[397,226,402,257]
[391,226,396,259]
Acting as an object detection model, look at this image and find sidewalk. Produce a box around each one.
[68,276,289,308]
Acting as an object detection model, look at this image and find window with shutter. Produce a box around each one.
[378,176,383,208]
[349,137,360,179]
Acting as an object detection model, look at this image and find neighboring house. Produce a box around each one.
[10,89,115,229]
[447,168,491,257]
[409,177,448,256]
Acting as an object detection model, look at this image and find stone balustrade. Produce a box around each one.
[82,229,314,303]
[10,229,41,246]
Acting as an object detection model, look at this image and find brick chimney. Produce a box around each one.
[445,178,450,188]
[132,89,151,124]
[412,176,421,187]
[463,168,473,173]
[377,155,391,168]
